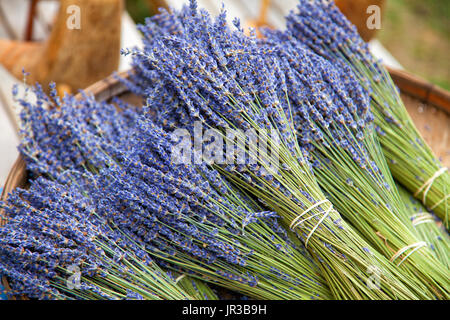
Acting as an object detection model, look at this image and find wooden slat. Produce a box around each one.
[387,67,450,114]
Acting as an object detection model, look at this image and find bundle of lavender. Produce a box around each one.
[396,183,449,269]
[259,33,449,298]
[282,0,449,228]
[124,2,434,299]
[10,84,333,300]
[94,123,332,299]
[0,176,191,300]
[15,82,141,180]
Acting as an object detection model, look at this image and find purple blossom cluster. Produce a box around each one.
[115,2,450,300]
[123,3,329,217]
[265,33,376,161]
[16,83,141,181]
[3,76,330,298]
[125,2,401,233]
[84,117,328,297]
[0,175,182,300]
[282,0,400,126]
[124,3,298,148]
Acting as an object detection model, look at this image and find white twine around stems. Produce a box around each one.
[390,241,427,267]
[414,167,448,205]
[290,199,329,230]
[175,274,186,284]
[411,212,435,227]
[290,199,333,248]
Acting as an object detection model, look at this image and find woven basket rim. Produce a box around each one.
[386,66,450,114]
[0,67,449,299]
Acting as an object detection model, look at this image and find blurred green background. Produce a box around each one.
[126,0,154,24]
[126,0,450,90]
[378,0,450,90]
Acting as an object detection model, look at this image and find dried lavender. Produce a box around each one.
[0,176,190,300]
[282,0,449,228]
[124,2,432,299]
[15,83,141,180]
[79,119,333,300]
[6,83,221,300]
[177,275,219,300]
[396,182,449,269]
[260,32,449,298]
[13,84,333,300]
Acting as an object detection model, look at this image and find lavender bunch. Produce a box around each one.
[13,83,333,299]
[0,176,190,300]
[396,183,449,269]
[124,2,431,299]
[81,119,333,300]
[6,84,227,300]
[15,83,141,180]
[260,33,449,298]
[281,0,449,228]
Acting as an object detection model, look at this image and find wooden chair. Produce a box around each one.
[246,0,273,38]
[0,0,123,95]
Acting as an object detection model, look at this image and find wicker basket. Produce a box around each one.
[1,68,449,299]
[386,67,450,166]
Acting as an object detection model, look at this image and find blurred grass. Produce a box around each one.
[378,0,450,90]
[126,0,154,25]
